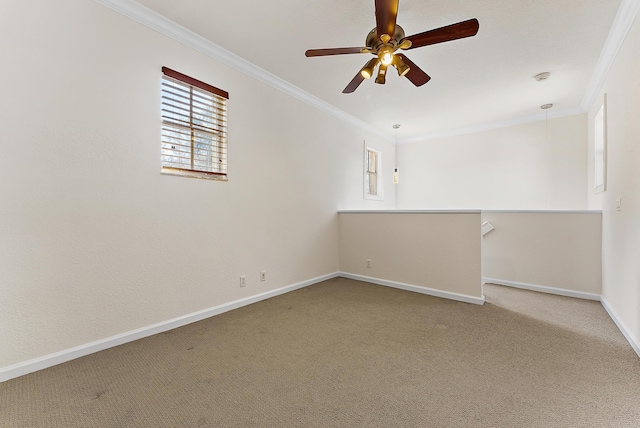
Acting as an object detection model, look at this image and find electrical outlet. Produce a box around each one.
[366,259,372,268]
[240,276,246,287]
[260,271,266,281]
[616,198,622,211]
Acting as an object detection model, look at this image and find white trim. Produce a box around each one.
[340,272,485,305]
[397,0,640,144]
[486,279,640,358]
[338,209,481,214]
[481,221,495,236]
[0,272,339,383]
[481,210,602,214]
[600,298,640,359]
[92,0,392,144]
[581,0,640,111]
[483,278,601,301]
[93,0,640,146]
[4,272,636,383]
[398,107,585,144]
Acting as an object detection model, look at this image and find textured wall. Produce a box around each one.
[482,211,602,294]
[339,212,483,299]
[587,11,640,354]
[0,0,395,369]
[396,114,588,210]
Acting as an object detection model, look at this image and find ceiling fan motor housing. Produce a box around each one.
[304,0,479,93]
[366,24,407,53]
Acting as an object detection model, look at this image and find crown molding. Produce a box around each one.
[93,0,393,143]
[398,106,585,144]
[581,0,640,111]
[398,0,640,149]
[95,0,637,146]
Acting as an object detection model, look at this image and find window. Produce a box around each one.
[594,94,607,193]
[161,67,228,180]
[364,145,383,200]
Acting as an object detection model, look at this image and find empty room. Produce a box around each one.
[1,0,639,426]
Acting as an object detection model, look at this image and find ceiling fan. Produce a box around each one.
[305,0,479,93]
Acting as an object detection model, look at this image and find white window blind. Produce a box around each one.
[161,67,228,179]
[364,145,383,200]
[366,149,378,195]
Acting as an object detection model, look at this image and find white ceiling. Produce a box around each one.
[134,0,622,142]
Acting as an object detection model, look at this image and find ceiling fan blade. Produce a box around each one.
[396,54,431,87]
[403,18,479,49]
[306,47,370,57]
[343,72,366,93]
[375,0,399,41]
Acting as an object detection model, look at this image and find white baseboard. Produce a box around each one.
[483,278,601,301]
[5,273,634,383]
[0,272,339,383]
[486,278,639,359]
[601,298,640,359]
[339,272,485,305]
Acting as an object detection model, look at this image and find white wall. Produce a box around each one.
[339,212,483,302]
[396,115,588,210]
[0,0,395,372]
[482,211,602,297]
[587,12,640,355]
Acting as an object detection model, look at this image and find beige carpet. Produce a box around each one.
[1,278,639,427]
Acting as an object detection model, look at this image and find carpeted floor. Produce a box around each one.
[1,278,639,427]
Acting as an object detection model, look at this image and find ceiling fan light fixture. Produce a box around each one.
[379,47,394,66]
[375,64,388,84]
[304,0,480,93]
[393,55,410,77]
[360,58,379,79]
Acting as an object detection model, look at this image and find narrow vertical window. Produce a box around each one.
[364,145,383,200]
[594,94,606,193]
[367,150,378,195]
[161,67,229,180]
